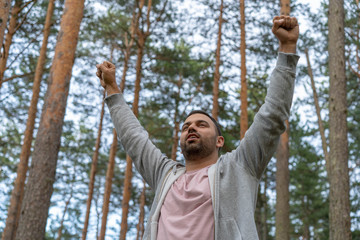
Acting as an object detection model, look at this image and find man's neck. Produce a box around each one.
[185,151,219,171]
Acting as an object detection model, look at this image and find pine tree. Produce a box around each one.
[328,0,351,238]
[0,0,11,48]
[15,0,85,238]
[82,93,106,240]
[211,0,224,120]
[275,1,291,239]
[2,1,55,238]
[239,0,248,139]
[0,0,23,90]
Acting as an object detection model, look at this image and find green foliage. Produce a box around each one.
[1,0,360,238]
[289,114,329,239]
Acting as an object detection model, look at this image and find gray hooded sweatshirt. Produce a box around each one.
[105,52,299,240]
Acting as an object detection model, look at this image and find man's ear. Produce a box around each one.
[216,136,224,148]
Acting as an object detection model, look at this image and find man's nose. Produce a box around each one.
[188,124,196,132]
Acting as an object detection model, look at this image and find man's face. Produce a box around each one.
[180,113,222,161]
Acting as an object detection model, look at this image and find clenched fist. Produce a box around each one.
[272,16,299,53]
[96,61,120,95]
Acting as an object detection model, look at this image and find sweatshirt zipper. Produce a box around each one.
[156,169,172,203]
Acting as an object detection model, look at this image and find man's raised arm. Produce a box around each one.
[233,16,300,179]
[96,62,177,189]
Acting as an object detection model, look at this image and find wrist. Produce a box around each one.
[279,43,297,54]
[105,84,121,96]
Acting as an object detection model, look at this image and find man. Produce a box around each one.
[96,15,299,240]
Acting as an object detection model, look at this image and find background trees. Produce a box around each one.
[0,0,359,239]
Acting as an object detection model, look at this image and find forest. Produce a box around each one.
[0,0,359,239]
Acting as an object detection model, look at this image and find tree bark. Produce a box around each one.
[119,0,152,238]
[119,41,144,240]
[328,0,351,238]
[171,74,182,160]
[15,1,85,239]
[211,0,223,121]
[82,92,106,240]
[280,0,290,16]
[305,48,329,170]
[239,0,248,139]
[275,121,290,240]
[98,130,118,240]
[275,2,291,240]
[136,180,146,240]
[0,0,11,49]
[2,1,55,239]
[0,0,22,90]
[98,4,138,237]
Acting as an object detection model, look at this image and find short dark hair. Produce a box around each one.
[185,110,222,136]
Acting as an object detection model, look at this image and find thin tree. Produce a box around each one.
[0,0,22,90]
[0,0,11,48]
[0,0,37,90]
[98,49,117,240]
[275,121,290,240]
[2,1,55,238]
[239,0,248,139]
[275,1,291,239]
[304,48,329,169]
[136,180,146,240]
[119,0,153,238]
[171,74,182,160]
[15,0,85,239]
[98,2,138,238]
[211,0,224,120]
[328,0,351,238]
[98,129,117,240]
[82,92,106,240]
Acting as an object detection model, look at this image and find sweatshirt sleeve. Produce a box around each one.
[233,52,299,179]
[105,93,176,190]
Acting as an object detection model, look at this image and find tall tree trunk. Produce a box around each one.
[98,130,118,240]
[94,178,102,239]
[98,4,138,236]
[2,1,55,239]
[82,92,106,240]
[280,0,290,16]
[120,0,138,92]
[0,0,22,90]
[328,0,351,238]
[171,74,182,160]
[275,2,290,240]
[211,0,223,120]
[0,0,11,48]
[275,121,290,240]
[239,0,248,139]
[15,1,85,239]
[305,48,329,169]
[119,42,144,240]
[136,180,146,240]
[119,0,152,238]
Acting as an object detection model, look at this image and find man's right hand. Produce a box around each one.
[96,61,120,95]
[272,15,299,53]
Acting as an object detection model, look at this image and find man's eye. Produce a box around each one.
[182,126,188,131]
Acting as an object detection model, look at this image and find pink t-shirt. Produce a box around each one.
[157,165,214,240]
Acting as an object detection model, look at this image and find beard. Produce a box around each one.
[180,133,217,161]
